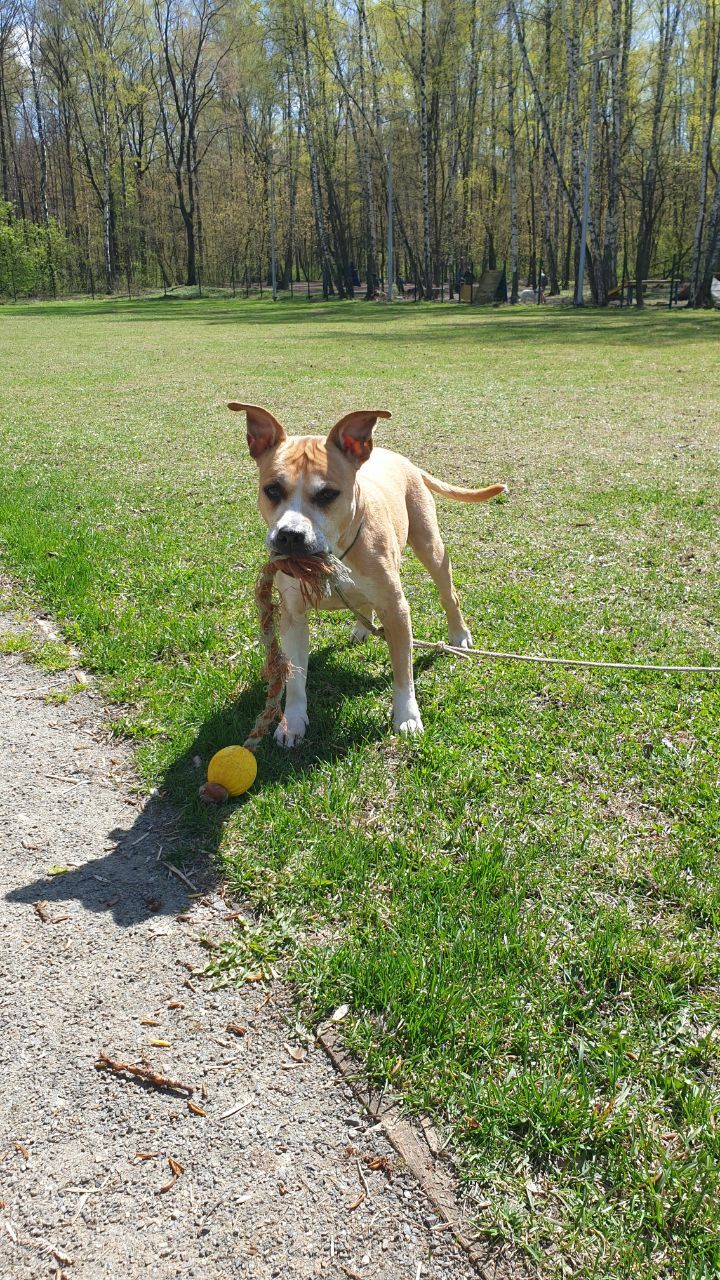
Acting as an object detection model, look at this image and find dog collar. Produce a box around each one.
[338,516,365,561]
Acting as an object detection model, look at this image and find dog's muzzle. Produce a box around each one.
[269,526,315,557]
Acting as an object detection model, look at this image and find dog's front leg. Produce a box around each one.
[274,598,309,748]
[377,591,424,736]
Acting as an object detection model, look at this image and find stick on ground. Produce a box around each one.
[95,1051,194,1096]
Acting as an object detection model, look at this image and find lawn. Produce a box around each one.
[1,296,719,1278]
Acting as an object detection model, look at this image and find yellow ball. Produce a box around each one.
[207,746,257,797]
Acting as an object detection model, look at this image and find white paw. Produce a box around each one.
[349,622,372,645]
[449,628,473,649]
[393,695,424,735]
[397,715,424,736]
[274,712,308,749]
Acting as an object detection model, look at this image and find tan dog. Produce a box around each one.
[229,402,506,746]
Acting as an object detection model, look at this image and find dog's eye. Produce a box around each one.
[313,487,340,508]
[263,483,285,504]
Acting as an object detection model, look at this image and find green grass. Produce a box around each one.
[1,296,719,1278]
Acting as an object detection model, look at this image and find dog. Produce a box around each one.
[229,402,506,746]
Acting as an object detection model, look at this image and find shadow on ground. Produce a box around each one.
[6,641,436,928]
[3,294,713,346]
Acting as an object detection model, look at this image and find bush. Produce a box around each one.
[0,202,73,299]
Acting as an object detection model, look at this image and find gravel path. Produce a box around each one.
[0,608,500,1280]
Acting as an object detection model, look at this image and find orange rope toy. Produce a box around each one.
[242,555,337,751]
[199,555,339,803]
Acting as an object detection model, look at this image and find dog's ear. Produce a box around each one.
[227,402,287,459]
[326,410,391,465]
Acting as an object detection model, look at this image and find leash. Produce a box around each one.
[408,640,720,675]
[243,555,719,754]
[331,582,720,675]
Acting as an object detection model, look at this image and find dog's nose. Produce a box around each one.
[272,527,308,556]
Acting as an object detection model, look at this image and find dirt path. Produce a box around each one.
[0,608,500,1280]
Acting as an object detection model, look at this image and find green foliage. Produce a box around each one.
[0,202,72,300]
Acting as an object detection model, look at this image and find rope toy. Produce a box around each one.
[199,554,348,803]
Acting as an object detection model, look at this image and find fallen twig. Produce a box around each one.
[159,860,199,893]
[95,1051,194,1095]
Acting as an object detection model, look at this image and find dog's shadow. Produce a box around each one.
[164,640,440,801]
[6,643,439,928]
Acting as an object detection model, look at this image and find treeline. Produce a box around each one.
[1,0,719,305]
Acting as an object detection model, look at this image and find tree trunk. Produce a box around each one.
[635,1,681,306]
[507,1,519,302]
[541,0,559,292]
[602,0,633,295]
[690,0,720,305]
[420,0,432,297]
[357,0,378,297]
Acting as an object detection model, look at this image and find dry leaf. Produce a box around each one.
[331,1004,350,1022]
[149,1039,171,1048]
[226,1023,247,1037]
[347,1191,365,1211]
[140,1018,161,1027]
[285,1045,305,1062]
[15,1142,29,1160]
[167,1000,184,1010]
[278,1181,288,1195]
[187,1100,206,1117]
[158,1156,184,1193]
[134,1151,161,1162]
[33,900,69,924]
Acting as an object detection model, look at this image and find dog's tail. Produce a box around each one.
[420,471,508,503]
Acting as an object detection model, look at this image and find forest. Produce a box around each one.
[1,0,719,306]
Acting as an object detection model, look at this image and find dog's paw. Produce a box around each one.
[397,715,424,736]
[449,628,473,649]
[349,621,372,645]
[274,712,308,749]
[393,696,424,736]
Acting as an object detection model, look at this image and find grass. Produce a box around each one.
[1,295,719,1277]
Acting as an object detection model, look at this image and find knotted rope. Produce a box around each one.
[243,554,344,751]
